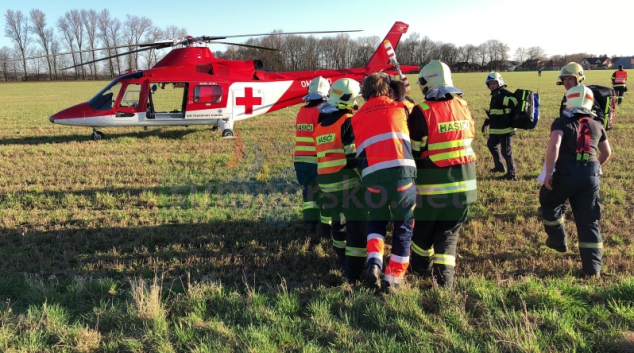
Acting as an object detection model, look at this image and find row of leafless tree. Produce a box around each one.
[2,9,186,81]
[3,8,593,81]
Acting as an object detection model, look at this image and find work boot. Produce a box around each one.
[305,221,318,232]
[490,166,506,173]
[364,264,382,291]
[381,279,401,294]
[545,238,568,253]
[499,173,517,181]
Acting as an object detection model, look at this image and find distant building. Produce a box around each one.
[612,56,633,69]
[543,60,567,71]
[518,59,544,70]
[451,62,482,72]
[580,56,613,70]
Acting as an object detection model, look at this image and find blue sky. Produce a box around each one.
[3,0,633,59]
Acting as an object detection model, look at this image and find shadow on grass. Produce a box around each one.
[0,127,208,146]
[0,219,341,293]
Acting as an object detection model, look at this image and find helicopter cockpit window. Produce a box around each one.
[194,85,222,104]
[118,83,142,108]
[88,81,123,111]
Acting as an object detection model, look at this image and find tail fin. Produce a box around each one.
[365,22,409,69]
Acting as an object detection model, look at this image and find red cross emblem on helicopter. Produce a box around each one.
[236,87,262,114]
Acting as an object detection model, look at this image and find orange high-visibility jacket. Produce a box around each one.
[419,98,477,167]
[314,114,350,175]
[352,96,416,179]
[294,105,320,164]
[615,70,628,84]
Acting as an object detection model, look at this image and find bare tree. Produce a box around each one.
[29,9,54,80]
[142,26,164,68]
[81,9,99,79]
[57,12,77,78]
[527,46,547,60]
[514,47,527,64]
[65,10,86,79]
[123,15,153,70]
[4,9,31,80]
[0,46,11,81]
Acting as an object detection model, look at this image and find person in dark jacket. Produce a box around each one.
[540,84,612,277]
[557,62,605,124]
[483,72,518,180]
[611,64,628,105]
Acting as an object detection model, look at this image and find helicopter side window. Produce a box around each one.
[88,81,122,111]
[118,84,142,108]
[194,85,222,104]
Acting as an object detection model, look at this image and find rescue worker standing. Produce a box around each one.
[389,80,415,116]
[540,85,611,277]
[557,62,605,125]
[351,72,417,291]
[483,72,518,180]
[612,64,628,105]
[314,78,367,282]
[408,60,477,288]
[294,76,332,234]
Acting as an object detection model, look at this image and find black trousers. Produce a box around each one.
[614,86,626,105]
[410,200,469,288]
[487,133,516,176]
[539,162,602,275]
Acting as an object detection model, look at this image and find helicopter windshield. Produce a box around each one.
[88,81,122,111]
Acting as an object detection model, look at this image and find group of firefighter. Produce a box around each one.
[293,60,625,291]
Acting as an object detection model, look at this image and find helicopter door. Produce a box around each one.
[115,83,142,118]
[147,82,188,120]
[185,84,225,119]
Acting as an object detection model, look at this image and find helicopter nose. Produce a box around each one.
[49,116,54,123]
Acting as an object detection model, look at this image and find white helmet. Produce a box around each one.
[565,85,594,111]
[485,72,506,88]
[303,76,330,101]
[557,62,585,85]
[328,78,361,109]
[418,60,453,94]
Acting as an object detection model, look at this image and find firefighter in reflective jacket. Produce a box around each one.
[294,76,332,234]
[314,78,368,281]
[612,64,627,105]
[483,72,518,181]
[408,60,477,288]
[389,80,415,117]
[557,62,605,124]
[540,85,611,276]
[351,72,417,292]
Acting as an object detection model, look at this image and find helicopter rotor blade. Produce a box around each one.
[211,41,280,51]
[60,45,157,70]
[216,29,362,39]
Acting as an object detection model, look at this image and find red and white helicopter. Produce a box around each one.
[49,21,417,140]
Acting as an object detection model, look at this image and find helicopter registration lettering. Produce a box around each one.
[300,77,333,88]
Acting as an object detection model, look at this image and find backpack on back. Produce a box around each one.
[511,89,540,130]
[586,85,616,131]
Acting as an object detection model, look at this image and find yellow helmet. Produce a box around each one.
[565,85,594,111]
[557,62,585,85]
[418,60,453,94]
[304,76,330,101]
[328,78,361,109]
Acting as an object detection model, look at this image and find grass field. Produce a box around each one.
[0,70,633,352]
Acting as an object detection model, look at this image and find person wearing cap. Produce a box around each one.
[313,78,367,282]
[483,72,518,181]
[294,76,336,236]
[611,64,628,105]
[407,60,477,288]
[351,72,417,292]
[557,62,605,124]
[540,85,611,277]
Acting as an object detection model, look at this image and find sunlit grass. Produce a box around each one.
[0,69,633,350]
